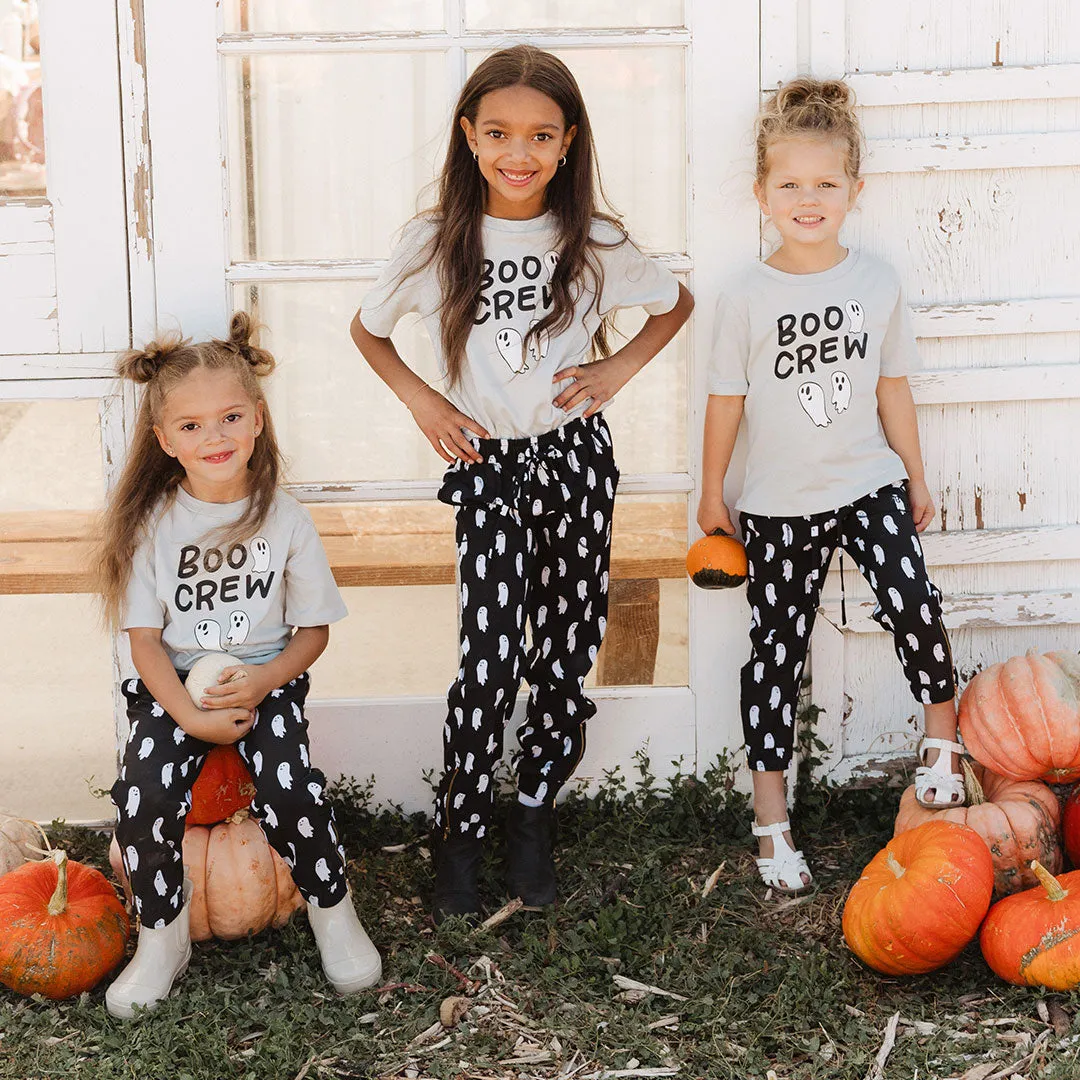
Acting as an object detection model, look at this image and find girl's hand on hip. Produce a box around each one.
[697,495,736,539]
[907,478,936,533]
[200,664,270,712]
[552,354,637,417]
[408,386,488,464]
[181,705,255,745]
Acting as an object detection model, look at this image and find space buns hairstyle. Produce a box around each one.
[755,77,863,186]
[96,312,284,628]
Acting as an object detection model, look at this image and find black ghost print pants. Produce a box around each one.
[739,481,956,773]
[434,413,620,840]
[110,672,348,928]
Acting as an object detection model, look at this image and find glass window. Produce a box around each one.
[224,52,447,262]
[0,1,44,197]
[224,0,444,34]
[465,0,684,30]
[235,276,686,483]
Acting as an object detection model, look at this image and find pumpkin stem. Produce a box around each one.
[960,759,985,805]
[1031,860,1068,902]
[46,850,69,916]
[886,852,906,879]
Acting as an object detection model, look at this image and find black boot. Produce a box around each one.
[432,833,483,925]
[505,802,557,907]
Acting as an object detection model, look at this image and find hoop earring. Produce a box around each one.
[473,152,478,163]
[558,155,567,167]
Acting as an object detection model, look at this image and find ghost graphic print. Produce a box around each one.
[844,299,864,334]
[797,381,831,427]
[831,370,852,413]
[495,327,528,374]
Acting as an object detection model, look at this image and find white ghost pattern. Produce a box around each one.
[888,587,904,613]
[749,705,760,729]
[161,763,174,789]
[271,714,287,739]
[125,845,139,873]
[250,537,271,573]
[844,298,864,334]
[883,515,898,536]
[315,858,332,882]
[900,557,916,580]
[138,737,155,760]
[797,381,831,427]
[933,643,946,663]
[277,762,293,790]
[297,817,314,838]
[495,327,527,374]
[151,817,165,843]
[154,870,167,896]
[226,611,251,646]
[831,371,852,413]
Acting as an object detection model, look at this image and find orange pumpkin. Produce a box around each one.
[188,745,256,826]
[893,759,1062,896]
[686,531,748,590]
[1062,787,1080,868]
[109,810,304,942]
[959,650,1080,782]
[0,851,129,999]
[980,862,1080,989]
[842,819,994,975]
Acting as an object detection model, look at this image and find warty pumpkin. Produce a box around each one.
[109,810,304,942]
[0,850,129,999]
[842,819,994,975]
[893,759,1061,896]
[959,650,1080,782]
[187,745,256,826]
[980,862,1080,989]
[686,531,748,590]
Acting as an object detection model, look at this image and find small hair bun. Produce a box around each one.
[116,334,186,383]
[774,77,854,115]
[222,311,276,377]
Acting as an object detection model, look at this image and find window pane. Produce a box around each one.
[0,8,44,196]
[236,276,686,483]
[0,399,103,510]
[224,0,444,34]
[225,52,446,262]
[465,0,684,29]
[466,46,686,252]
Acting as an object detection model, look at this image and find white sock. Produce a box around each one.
[517,790,544,808]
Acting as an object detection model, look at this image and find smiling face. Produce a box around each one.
[460,84,577,220]
[755,136,863,266]
[153,366,263,503]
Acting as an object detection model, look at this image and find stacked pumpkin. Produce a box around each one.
[844,649,1080,987]
[109,743,306,941]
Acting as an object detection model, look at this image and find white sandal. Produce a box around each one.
[915,737,967,808]
[752,820,813,893]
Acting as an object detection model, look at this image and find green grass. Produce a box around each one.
[2,753,1079,1080]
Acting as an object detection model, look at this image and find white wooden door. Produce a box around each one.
[761,0,1080,783]
[139,0,762,810]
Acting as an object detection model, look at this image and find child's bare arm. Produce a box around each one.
[201,625,329,711]
[127,627,254,744]
[697,394,744,536]
[553,282,695,415]
[349,312,488,463]
[877,374,935,532]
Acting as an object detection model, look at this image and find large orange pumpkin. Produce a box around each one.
[0,851,129,999]
[959,650,1080,782]
[842,819,994,975]
[980,862,1080,989]
[109,810,304,942]
[188,745,256,826]
[686,531,748,590]
[893,759,1061,896]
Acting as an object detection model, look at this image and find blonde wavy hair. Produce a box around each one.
[755,77,863,186]
[95,312,282,627]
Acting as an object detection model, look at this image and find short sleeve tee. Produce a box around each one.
[707,250,919,517]
[360,213,680,438]
[123,487,348,671]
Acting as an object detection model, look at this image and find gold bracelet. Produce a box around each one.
[403,382,429,410]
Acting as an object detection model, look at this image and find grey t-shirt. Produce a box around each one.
[123,487,348,671]
[360,212,680,439]
[707,250,919,517]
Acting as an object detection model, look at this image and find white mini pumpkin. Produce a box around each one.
[0,813,43,878]
[184,652,243,709]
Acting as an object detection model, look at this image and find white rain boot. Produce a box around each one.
[307,890,382,995]
[106,883,192,1019]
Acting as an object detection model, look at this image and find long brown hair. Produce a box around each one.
[421,45,626,386]
[755,77,863,185]
[96,312,282,627]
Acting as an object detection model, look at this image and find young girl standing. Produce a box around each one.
[97,315,382,1017]
[699,79,964,893]
[351,45,693,921]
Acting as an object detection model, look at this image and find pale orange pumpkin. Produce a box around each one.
[109,810,305,942]
[686,532,748,590]
[893,759,1062,896]
[0,812,43,878]
[959,650,1080,782]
